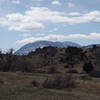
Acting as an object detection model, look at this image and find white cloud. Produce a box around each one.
[8,22,44,32]
[67,2,75,8]
[16,8,100,24]
[16,32,100,44]
[35,33,46,36]
[20,33,32,37]
[49,27,58,32]
[0,7,100,32]
[16,34,65,44]
[53,27,58,31]
[66,32,100,39]
[1,12,44,32]
[52,0,61,6]
[68,12,81,16]
[11,0,20,4]
[31,0,44,1]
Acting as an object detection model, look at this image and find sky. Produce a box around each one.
[0,0,100,51]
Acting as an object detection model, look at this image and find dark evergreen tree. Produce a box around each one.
[83,62,94,73]
[65,47,83,69]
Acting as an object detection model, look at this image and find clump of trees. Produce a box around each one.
[0,49,16,72]
[0,46,97,74]
[0,49,34,72]
[65,47,85,71]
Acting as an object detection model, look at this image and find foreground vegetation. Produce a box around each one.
[0,72,100,100]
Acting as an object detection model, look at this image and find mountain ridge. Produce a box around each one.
[15,40,81,55]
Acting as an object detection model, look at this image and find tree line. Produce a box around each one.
[0,46,95,73]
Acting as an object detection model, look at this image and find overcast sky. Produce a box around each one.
[0,0,100,51]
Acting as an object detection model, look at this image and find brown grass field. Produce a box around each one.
[0,72,100,100]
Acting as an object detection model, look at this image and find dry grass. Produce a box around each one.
[0,72,100,100]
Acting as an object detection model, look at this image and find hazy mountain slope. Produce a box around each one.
[83,44,100,48]
[15,41,81,55]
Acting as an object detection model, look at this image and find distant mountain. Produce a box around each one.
[15,41,81,55]
[83,44,100,49]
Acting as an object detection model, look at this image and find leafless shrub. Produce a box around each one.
[80,75,91,81]
[68,69,78,73]
[47,67,57,74]
[89,71,100,78]
[0,80,4,84]
[43,73,75,89]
